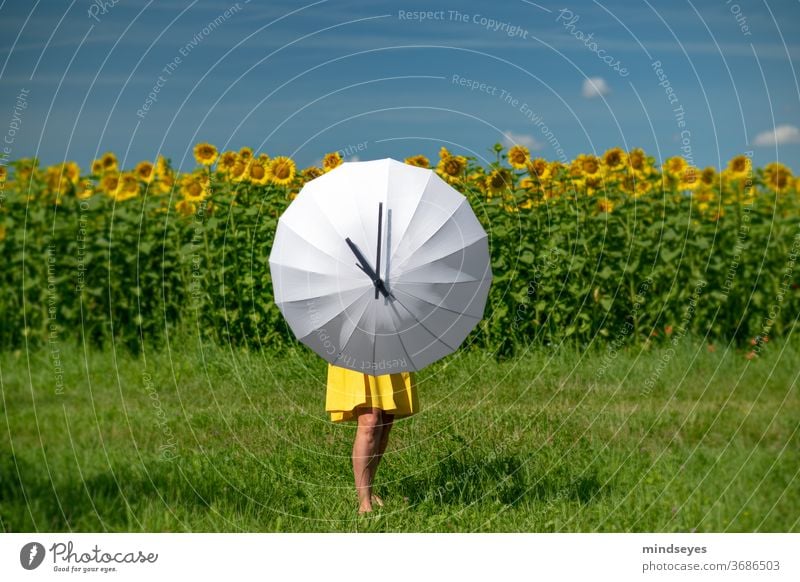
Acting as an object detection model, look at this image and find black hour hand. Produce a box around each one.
[345,237,378,281]
[345,237,392,299]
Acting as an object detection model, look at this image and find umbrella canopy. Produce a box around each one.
[269,157,492,373]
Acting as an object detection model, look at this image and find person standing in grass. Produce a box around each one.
[326,364,419,514]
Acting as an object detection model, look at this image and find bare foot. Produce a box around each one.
[371,494,384,507]
[358,502,373,514]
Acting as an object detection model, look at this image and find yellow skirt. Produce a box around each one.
[325,363,419,423]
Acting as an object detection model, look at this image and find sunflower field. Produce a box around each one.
[0,144,798,356]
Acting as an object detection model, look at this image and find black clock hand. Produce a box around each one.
[375,203,383,299]
[345,237,378,281]
[345,236,392,299]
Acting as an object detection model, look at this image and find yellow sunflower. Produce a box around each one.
[238,147,253,161]
[0,165,7,182]
[39,169,55,193]
[404,155,430,168]
[678,166,700,191]
[44,166,69,197]
[155,155,170,177]
[134,161,155,184]
[270,156,297,186]
[175,199,197,217]
[485,168,513,197]
[197,169,210,188]
[439,146,450,159]
[548,160,566,178]
[228,159,248,183]
[114,172,140,202]
[763,162,793,192]
[436,154,467,184]
[726,154,752,179]
[75,179,95,200]
[694,188,714,203]
[61,161,81,184]
[526,158,550,182]
[152,171,175,195]
[628,148,648,173]
[98,152,118,173]
[585,174,604,196]
[602,147,627,172]
[596,197,614,213]
[664,155,688,176]
[301,166,324,181]
[180,173,209,202]
[246,158,271,185]
[100,172,120,197]
[507,144,530,169]
[620,174,652,198]
[573,154,602,177]
[193,142,218,167]
[323,152,343,172]
[217,151,238,174]
[700,167,717,186]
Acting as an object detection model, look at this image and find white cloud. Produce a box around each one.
[753,124,800,147]
[582,77,611,99]
[502,130,543,150]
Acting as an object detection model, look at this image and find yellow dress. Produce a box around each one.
[325,363,419,423]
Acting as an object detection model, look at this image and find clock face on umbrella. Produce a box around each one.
[344,202,392,301]
[269,158,492,373]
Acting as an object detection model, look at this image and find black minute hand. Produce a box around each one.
[375,203,383,300]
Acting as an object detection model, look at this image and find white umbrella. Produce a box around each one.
[268,157,492,373]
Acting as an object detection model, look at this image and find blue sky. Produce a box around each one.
[1,0,798,172]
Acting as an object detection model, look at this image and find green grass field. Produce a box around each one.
[1,334,798,533]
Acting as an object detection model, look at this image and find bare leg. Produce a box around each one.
[370,411,394,507]
[352,407,385,513]
[376,411,394,460]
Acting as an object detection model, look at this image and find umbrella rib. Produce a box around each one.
[371,303,377,371]
[271,265,371,304]
[269,261,366,281]
[386,300,425,369]
[392,238,490,283]
[394,231,488,275]
[277,285,371,308]
[328,161,387,280]
[387,169,434,262]
[392,202,486,273]
[391,285,486,319]
[389,294,459,353]
[386,306,417,372]
[332,294,375,367]
[278,218,359,272]
[394,266,479,284]
[295,286,372,341]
